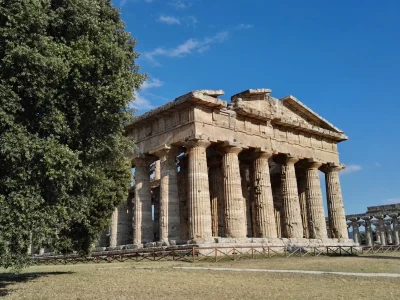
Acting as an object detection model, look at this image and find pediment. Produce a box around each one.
[280,95,343,134]
[230,89,347,141]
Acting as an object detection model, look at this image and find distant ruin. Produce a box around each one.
[346,204,400,246]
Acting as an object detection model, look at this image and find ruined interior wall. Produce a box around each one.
[117,200,133,245]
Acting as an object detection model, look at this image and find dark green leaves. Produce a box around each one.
[0,0,145,269]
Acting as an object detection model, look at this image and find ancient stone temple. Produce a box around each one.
[106,88,354,248]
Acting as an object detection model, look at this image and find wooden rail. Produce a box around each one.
[29,244,400,265]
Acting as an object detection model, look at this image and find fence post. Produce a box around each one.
[192,246,195,263]
[215,247,217,263]
[251,247,254,259]
[284,247,287,258]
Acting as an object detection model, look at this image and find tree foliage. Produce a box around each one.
[0,0,145,268]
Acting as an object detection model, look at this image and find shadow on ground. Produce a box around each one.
[0,271,72,297]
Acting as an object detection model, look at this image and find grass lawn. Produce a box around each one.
[1,254,400,300]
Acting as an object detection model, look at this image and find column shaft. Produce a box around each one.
[279,156,303,238]
[154,160,161,180]
[296,170,309,238]
[363,219,373,246]
[153,188,160,241]
[351,221,360,244]
[109,207,119,247]
[375,226,381,244]
[274,207,282,237]
[253,153,277,238]
[209,157,224,237]
[133,158,154,245]
[392,216,400,245]
[324,164,348,239]
[187,140,212,240]
[158,148,180,243]
[220,146,247,238]
[305,162,327,239]
[386,222,393,244]
[240,164,252,237]
[178,155,189,240]
[376,217,386,245]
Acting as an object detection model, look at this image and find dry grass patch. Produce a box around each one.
[189,253,400,273]
[1,254,400,300]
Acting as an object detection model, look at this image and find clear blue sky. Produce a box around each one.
[115,0,400,215]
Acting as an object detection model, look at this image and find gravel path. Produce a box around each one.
[174,266,400,278]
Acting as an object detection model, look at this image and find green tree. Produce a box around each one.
[0,0,145,269]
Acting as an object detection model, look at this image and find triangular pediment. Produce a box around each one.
[280,95,343,133]
[230,89,347,141]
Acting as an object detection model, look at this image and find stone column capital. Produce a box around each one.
[184,139,211,150]
[304,158,323,170]
[320,162,345,174]
[273,153,299,166]
[218,145,243,155]
[253,151,273,159]
[133,156,154,167]
[150,145,180,159]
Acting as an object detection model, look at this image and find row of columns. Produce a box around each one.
[348,215,400,246]
[132,140,349,246]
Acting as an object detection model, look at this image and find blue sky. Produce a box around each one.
[116,0,400,214]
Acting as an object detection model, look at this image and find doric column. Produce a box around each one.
[271,172,283,238]
[374,222,381,244]
[362,216,373,246]
[186,140,212,241]
[154,160,161,180]
[240,162,252,237]
[209,155,224,237]
[390,214,399,245]
[296,167,309,238]
[252,152,277,238]
[375,216,386,245]
[385,221,393,245]
[274,154,303,238]
[321,163,348,239]
[153,187,160,241]
[109,207,119,247]
[133,157,154,245]
[178,154,189,240]
[304,160,327,239]
[274,207,282,237]
[349,218,361,244]
[219,145,247,238]
[151,146,180,244]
